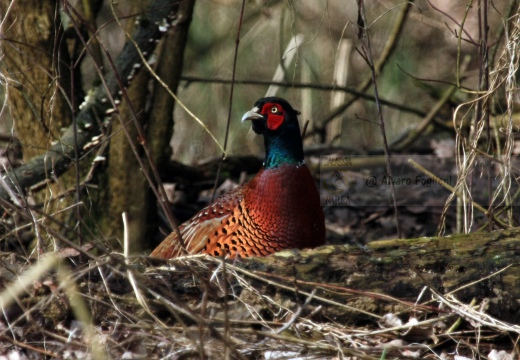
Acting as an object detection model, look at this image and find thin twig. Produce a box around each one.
[182,76,429,119]
[316,0,415,135]
[408,159,509,228]
[211,0,246,202]
[105,0,189,251]
[358,0,401,238]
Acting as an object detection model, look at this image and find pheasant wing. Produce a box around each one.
[150,187,245,258]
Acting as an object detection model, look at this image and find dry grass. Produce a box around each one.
[0,251,518,359]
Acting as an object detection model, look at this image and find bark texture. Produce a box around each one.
[0,0,186,253]
[148,228,520,325]
[103,0,195,252]
[2,1,71,161]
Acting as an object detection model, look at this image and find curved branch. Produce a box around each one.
[0,0,181,202]
[319,1,416,131]
[181,76,429,119]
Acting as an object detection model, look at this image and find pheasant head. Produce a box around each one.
[242,97,304,169]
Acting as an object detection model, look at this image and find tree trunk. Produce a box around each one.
[0,0,192,254]
[1,0,84,251]
[102,0,195,252]
[2,1,72,161]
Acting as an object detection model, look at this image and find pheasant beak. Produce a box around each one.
[241,107,264,122]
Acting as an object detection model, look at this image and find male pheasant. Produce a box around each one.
[151,97,325,259]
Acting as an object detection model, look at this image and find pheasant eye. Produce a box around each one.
[270,107,278,114]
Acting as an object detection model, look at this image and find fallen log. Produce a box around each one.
[2,228,519,358]
[148,227,520,325]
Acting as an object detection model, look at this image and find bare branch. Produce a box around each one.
[0,0,181,202]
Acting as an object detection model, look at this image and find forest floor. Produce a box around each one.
[0,144,519,359]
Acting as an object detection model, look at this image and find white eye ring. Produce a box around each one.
[270,107,278,113]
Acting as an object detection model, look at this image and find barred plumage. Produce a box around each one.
[151,97,325,259]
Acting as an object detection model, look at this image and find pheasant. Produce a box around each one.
[151,97,325,259]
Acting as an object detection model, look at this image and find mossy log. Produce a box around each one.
[3,228,520,329]
[148,228,520,325]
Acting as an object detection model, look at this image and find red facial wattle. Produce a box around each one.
[261,102,285,131]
